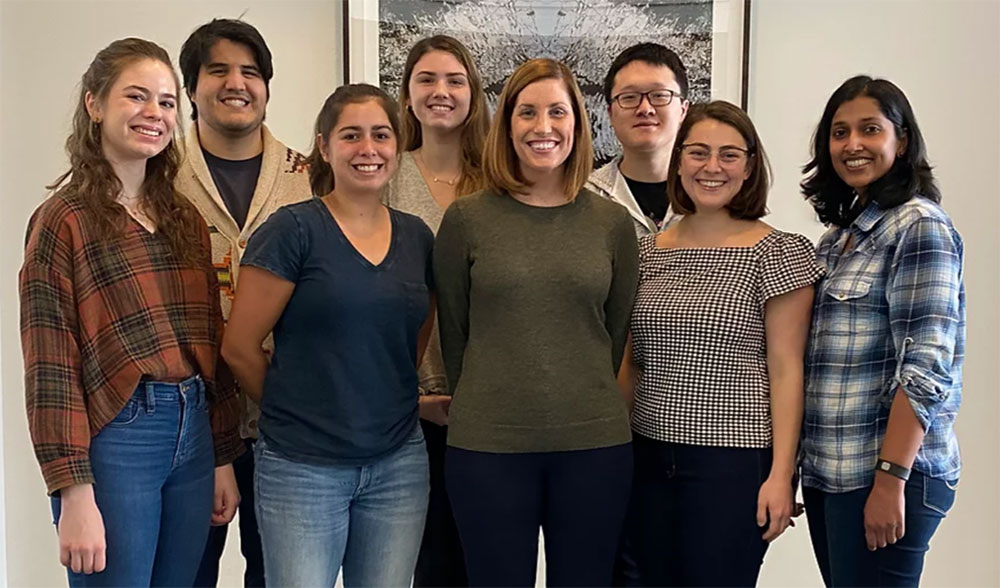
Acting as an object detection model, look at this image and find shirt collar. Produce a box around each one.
[853,200,890,234]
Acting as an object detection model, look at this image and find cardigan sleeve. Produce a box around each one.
[19,203,94,494]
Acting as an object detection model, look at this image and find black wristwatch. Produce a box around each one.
[875,458,911,481]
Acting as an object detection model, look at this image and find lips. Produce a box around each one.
[428,103,454,112]
[220,96,250,108]
[844,157,873,169]
[352,163,384,173]
[132,125,163,138]
[696,179,725,188]
[527,140,558,152]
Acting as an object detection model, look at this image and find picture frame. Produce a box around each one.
[343,0,751,163]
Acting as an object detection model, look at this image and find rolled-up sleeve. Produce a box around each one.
[887,217,964,430]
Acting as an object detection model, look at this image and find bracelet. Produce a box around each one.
[875,458,911,481]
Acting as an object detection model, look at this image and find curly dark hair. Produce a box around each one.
[47,37,205,267]
[801,75,940,227]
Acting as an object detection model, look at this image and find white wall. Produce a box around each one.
[0,1,339,586]
[2,1,997,586]
[752,1,1000,586]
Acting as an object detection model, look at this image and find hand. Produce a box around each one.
[757,475,794,542]
[419,395,452,426]
[57,484,106,574]
[212,464,240,526]
[864,472,905,550]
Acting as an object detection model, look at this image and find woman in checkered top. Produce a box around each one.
[618,101,823,586]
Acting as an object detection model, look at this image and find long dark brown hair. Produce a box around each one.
[399,35,489,197]
[48,37,205,266]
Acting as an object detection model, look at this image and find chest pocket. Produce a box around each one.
[824,279,870,302]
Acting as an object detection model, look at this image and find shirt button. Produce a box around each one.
[834,293,847,301]
[238,239,247,248]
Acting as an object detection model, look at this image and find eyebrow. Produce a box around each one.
[517,101,570,108]
[415,70,467,78]
[122,85,176,101]
[205,61,260,71]
[336,124,393,132]
[685,141,747,150]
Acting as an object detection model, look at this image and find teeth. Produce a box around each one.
[355,164,380,172]
[223,98,248,107]
[530,141,556,151]
[845,158,871,169]
[134,127,161,137]
[698,180,724,188]
[430,105,452,111]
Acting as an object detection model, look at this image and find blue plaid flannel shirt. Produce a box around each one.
[801,197,964,492]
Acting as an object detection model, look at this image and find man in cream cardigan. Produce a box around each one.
[176,18,311,588]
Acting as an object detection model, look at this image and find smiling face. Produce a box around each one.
[829,96,905,195]
[189,38,267,139]
[608,60,688,154]
[406,50,472,135]
[86,58,178,166]
[320,99,398,194]
[678,118,751,213]
[509,77,575,181]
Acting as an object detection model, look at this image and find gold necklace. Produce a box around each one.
[415,151,460,186]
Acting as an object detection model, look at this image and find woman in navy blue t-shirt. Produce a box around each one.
[222,84,434,587]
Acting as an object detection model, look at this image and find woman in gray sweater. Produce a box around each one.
[434,58,639,587]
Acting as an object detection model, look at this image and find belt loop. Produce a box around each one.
[144,381,156,415]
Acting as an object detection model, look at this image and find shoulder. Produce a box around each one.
[585,157,620,195]
[764,229,817,254]
[577,188,633,226]
[392,207,434,241]
[262,126,310,176]
[892,197,956,231]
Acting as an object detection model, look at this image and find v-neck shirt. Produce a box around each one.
[241,198,435,464]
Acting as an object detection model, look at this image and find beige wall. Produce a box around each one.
[1,1,997,586]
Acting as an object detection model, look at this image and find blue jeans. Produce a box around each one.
[254,424,430,587]
[51,376,215,587]
[803,471,958,587]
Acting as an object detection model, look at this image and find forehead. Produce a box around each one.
[832,96,888,124]
[613,60,679,91]
[413,50,467,74]
[205,38,258,67]
[686,118,746,146]
[515,77,571,104]
[336,99,392,128]
[111,58,177,94]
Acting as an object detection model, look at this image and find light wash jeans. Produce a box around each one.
[51,376,215,587]
[255,423,430,587]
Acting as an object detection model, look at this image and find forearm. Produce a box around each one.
[880,387,926,470]
[221,344,268,405]
[769,372,804,481]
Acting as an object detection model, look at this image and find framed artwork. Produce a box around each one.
[344,0,751,163]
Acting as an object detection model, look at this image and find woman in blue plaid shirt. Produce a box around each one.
[800,76,965,587]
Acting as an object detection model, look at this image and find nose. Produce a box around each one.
[142,100,163,120]
[636,93,655,115]
[844,130,864,152]
[433,78,449,97]
[358,135,377,155]
[533,112,553,135]
[703,151,723,172]
[223,69,246,91]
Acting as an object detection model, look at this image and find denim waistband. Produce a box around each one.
[134,375,205,408]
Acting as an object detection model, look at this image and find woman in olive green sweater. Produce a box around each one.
[434,58,639,587]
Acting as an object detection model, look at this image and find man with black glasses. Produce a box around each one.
[587,43,690,237]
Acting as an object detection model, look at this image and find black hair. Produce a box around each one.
[801,75,940,227]
[179,18,273,120]
[602,42,689,104]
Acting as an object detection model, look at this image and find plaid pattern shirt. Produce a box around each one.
[802,197,964,492]
[20,192,243,494]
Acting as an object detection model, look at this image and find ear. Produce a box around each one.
[897,133,908,157]
[679,99,690,120]
[317,133,330,163]
[84,91,102,122]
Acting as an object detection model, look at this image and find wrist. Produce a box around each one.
[875,458,911,481]
[873,470,906,491]
[59,483,95,503]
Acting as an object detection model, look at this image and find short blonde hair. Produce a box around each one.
[483,58,593,199]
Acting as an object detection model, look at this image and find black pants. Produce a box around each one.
[414,420,468,587]
[446,443,632,587]
[193,438,265,588]
[628,434,771,587]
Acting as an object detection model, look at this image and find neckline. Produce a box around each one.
[404,152,447,213]
[314,198,397,269]
[648,229,778,252]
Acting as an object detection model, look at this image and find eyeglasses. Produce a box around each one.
[611,89,683,109]
[679,143,751,166]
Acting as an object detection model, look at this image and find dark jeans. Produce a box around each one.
[414,420,468,587]
[52,377,214,587]
[446,444,633,587]
[194,438,265,588]
[628,433,772,587]
[803,471,957,587]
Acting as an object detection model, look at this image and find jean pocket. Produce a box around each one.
[922,475,958,516]
[406,422,426,445]
[106,397,141,427]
